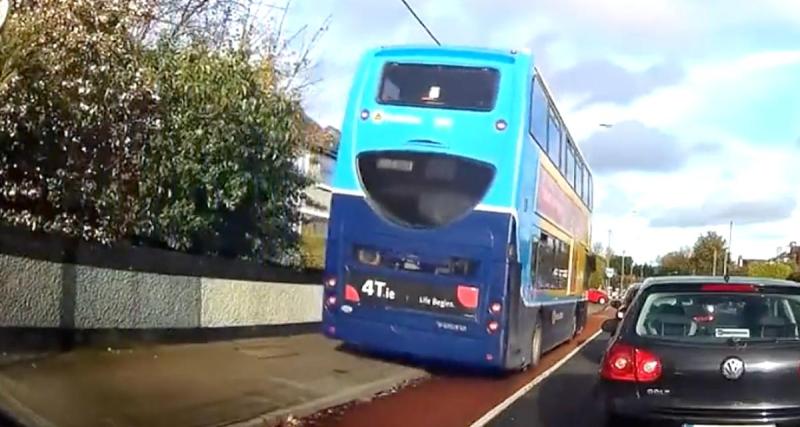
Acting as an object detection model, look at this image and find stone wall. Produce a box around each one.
[0,253,322,330]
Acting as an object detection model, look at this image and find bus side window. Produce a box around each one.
[536,234,556,289]
[530,235,540,285]
[530,77,549,150]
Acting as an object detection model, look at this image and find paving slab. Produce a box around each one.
[0,334,427,427]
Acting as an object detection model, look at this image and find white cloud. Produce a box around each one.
[284,0,800,264]
[592,137,800,263]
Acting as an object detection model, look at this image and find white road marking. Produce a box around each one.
[469,329,604,427]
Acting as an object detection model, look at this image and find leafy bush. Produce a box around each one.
[0,0,323,266]
[0,0,155,244]
[747,261,795,280]
[300,232,326,271]
[137,43,309,263]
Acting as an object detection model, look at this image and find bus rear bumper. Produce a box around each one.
[322,315,507,370]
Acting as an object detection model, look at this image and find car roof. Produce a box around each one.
[640,275,798,292]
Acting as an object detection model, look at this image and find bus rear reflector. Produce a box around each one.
[456,285,479,309]
[701,284,757,293]
[345,284,360,302]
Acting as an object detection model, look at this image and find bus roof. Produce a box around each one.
[372,44,524,60]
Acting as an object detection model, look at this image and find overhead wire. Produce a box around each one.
[399,0,441,45]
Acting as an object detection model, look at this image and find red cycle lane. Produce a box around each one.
[296,311,610,427]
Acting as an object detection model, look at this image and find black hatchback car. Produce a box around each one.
[598,276,800,427]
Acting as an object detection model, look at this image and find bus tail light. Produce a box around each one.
[601,342,661,383]
[487,320,499,333]
[326,295,337,306]
[456,285,479,309]
[490,302,502,314]
[360,109,370,120]
[495,119,508,131]
[344,284,360,303]
[325,277,336,288]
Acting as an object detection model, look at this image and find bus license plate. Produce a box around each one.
[346,272,477,317]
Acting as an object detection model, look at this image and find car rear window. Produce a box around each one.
[377,63,500,111]
[634,290,800,343]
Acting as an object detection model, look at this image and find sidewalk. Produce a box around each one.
[0,334,427,427]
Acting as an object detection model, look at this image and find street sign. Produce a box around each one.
[0,0,8,31]
[605,268,615,279]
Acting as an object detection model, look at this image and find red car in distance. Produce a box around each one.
[587,288,609,305]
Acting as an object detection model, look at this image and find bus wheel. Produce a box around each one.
[531,322,543,368]
[573,318,584,338]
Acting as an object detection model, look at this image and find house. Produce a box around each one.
[296,118,339,240]
[737,241,800,270]
[773,241,800,268]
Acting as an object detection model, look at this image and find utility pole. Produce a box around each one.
[713,248,718,276]
[621,250,626,288]
[606,229,612,289]
[724,221,733,277]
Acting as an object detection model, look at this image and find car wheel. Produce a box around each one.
[598,297,606,305]
[531,322,543,368]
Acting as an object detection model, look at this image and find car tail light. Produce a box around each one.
[490,302,502,314]
[693,314,715,323]
[457,285,479,309]
[601,342,662,383]
[344,284,360,303]
[487,320,499,333]
[701,284,757,293]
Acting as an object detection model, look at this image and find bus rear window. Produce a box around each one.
[377,63,500,111]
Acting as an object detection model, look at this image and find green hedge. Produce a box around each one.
[0,1,310,266]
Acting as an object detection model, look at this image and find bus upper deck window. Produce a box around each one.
[377,63,500,112]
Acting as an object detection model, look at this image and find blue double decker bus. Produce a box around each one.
[322,44,595,371]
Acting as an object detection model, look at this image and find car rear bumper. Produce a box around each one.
[601,383,800,425]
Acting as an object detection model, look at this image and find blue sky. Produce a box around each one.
[283,0,800,263]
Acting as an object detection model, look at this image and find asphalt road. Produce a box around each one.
[487,334,610,427]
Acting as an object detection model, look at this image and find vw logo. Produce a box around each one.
[720,357,745,380]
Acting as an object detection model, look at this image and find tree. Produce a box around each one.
[630,263,656,279]
[0,0,156,243]
[607,254,634,285]
[787,271,800,283]
[0,0,329,268]
[657,247,693,276]
[589,254,607,289]
[137,42,309,263]
[691,231,728,275]
[747,261,795,280]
